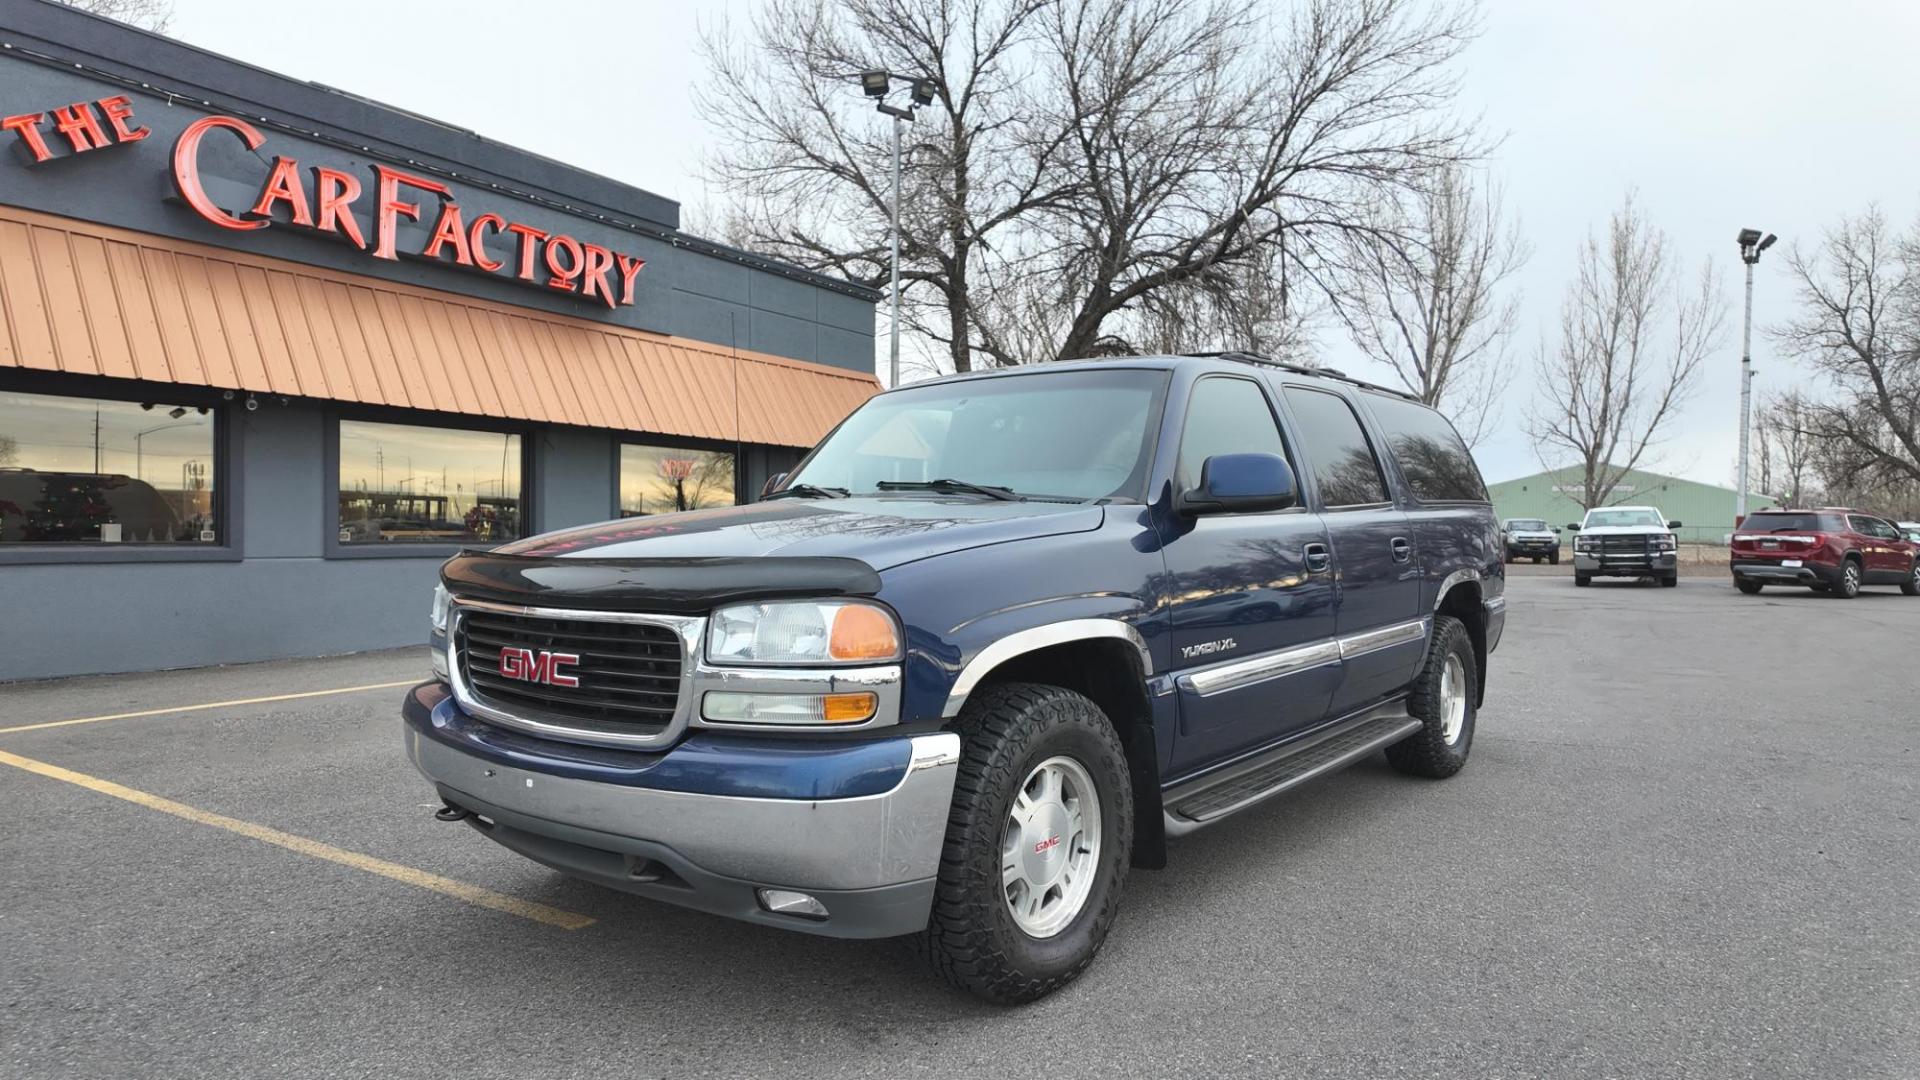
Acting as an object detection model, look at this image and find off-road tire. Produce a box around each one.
[1385,615,1475,779]
[1901,561,1920,596]
[1660,573,1679,588]
[1735,578,1763,594]
[915,682,1133,1005]
[1832,559,1862,599]
[1574,572,1591,587]
[1548,550,1559,565]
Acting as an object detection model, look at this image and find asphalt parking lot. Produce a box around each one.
[3,576,1916,1079]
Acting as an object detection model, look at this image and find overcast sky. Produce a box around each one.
[158,0,1920,484]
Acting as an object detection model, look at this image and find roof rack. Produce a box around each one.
[1182,351,1420,402]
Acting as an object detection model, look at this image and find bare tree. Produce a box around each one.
[1753,389,1820,507]
[57,0,172,32]
[700,0,1070,375]
[1338,166,1526,446]
[1526,194,1724,509]
[702,0,1480,376]
[1025,0,1480,363]
[1773,209,1920,489]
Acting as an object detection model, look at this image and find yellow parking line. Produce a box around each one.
[0,680,419,736]
[0,747,595,931]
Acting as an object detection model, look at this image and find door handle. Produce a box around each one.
[1390,536,1412,564]
[1304,542,1331,572]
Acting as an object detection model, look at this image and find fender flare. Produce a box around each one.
[940,618,1152,718]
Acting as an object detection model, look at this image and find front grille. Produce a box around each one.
[1594,535,1650,552]
[456,607,683,734]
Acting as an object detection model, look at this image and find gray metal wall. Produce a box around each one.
[0,397,799,681]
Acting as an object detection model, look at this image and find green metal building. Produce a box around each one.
[1485,465,1774,546]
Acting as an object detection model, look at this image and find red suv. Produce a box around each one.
[1730,508,1920,598]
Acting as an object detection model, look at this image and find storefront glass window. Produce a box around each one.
[619,444,736,516]
[0,390,217,544]
[338,420,522,543]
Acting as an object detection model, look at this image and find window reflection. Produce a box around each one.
[0,391,216,544]
[338,420,521,543]
[620,444,736,516]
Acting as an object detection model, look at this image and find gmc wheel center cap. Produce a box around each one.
[1023,801,1071,884]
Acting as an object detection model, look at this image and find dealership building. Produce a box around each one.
[0,3,880,680]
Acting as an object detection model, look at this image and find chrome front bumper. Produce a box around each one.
[406,707,961,938]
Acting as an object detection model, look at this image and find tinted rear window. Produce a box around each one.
[1361,393,1488,502]
[1739,513,1842,533]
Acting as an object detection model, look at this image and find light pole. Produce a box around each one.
[1735,228,1777,521]
[133,408,193,481]
[860,70,936,389]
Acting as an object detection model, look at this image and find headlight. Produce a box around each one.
[1652,534,1677,550]
[430,583,452,633]
[1574,537,1595,551]
[707,600,902,665]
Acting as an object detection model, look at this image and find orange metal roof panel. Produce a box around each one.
[0,205,877,447]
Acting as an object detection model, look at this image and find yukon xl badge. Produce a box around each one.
[1181,638,1237,660]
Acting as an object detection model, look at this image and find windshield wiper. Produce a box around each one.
[874,478,1022,501]
[763,483,851,500]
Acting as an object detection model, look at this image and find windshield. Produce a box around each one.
[1507,519,1548,531]
[1583,508,1665,529]
[788,369,1170,502]
[1739,512,1842,533]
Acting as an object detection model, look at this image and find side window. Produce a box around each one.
[1857,517,1898,540]
[1360,392,1489,502]
[1281,387,1390,507]
[1175,377,1288,493]
[1848,516,1880,537]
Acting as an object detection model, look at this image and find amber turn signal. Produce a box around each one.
[827,605,901,661]
[821,692,878,723]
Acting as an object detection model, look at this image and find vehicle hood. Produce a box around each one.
[493,497,1107,571]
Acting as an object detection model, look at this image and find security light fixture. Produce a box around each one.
[1737,227,1762,248]
[1757,233,1777,253]
[860,69,890,98]
[851,67,935,390]
[167,406,187,419]
[910,78,937,107]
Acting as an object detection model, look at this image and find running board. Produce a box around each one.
[1161,703,1422,837]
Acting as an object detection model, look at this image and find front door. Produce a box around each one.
[1158,375,1339,777]
[1277,386,1425,716]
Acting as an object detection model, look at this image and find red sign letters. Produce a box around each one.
[4,97,645,309]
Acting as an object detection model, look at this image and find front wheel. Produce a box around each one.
[1902,562,1920,596]
[1574,573,1591,587]
[916,683,1133,1005]
[1661,573,1679,588]
[1548,550,1559,565]
[1386,615,1476,778]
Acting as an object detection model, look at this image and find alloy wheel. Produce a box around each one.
[1439,653,1468,746]
[1001,755,1101,939]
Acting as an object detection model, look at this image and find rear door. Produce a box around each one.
[1276,385,1424,716]
[1158,375,1338,776]
[1851,515,1906,580]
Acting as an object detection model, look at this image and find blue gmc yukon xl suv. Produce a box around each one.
[405,353,1504,1003]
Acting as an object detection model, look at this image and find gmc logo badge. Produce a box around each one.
[497,647,580,688]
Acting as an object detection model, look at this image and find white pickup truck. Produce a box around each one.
[1566,505,1681,588]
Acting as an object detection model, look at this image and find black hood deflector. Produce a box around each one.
[440,551,883,614]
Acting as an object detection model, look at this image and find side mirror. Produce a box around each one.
[759,472,789,500]
[1565,523,1581,532]
[1667,520,1683,529]
[1179,453,1297,515]
[1551,526,1562,534]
